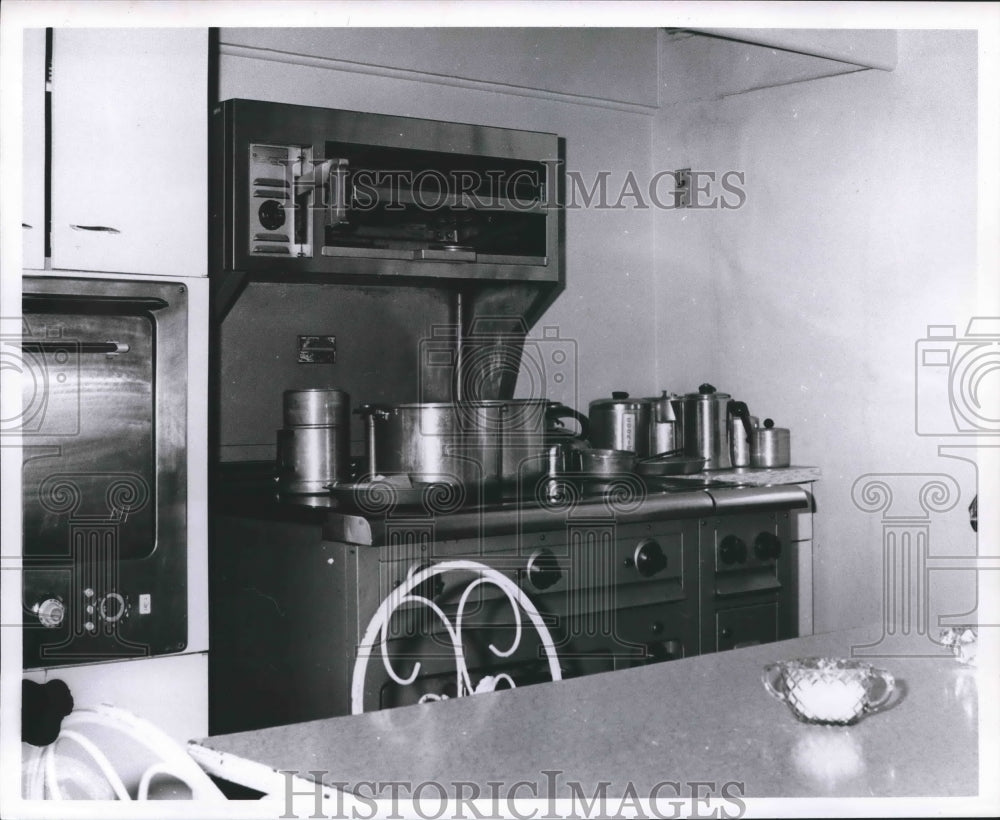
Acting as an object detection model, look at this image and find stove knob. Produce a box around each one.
[527,548,561,590]
[719,535,748,565]
[753,532,782,561]
[34,598,65,629]
[634,539,667,577]
[98,592,128,623]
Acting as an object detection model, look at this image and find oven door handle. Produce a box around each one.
[21,341,130,355]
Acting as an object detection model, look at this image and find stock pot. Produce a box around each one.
[588,393,652,456]
[358,399,588,494]
[588,391,684,458]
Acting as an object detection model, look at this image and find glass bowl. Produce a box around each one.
[762,657,896,725]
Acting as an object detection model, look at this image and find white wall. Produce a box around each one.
[655,30,982,633]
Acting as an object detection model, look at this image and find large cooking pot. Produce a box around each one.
[358,399,588,497]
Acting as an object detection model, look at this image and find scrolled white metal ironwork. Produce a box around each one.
[351,559,561,713]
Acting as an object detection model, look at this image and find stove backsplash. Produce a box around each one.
[217,281,454,462]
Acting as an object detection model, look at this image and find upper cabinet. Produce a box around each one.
[22,30,46,270]
[220,28,660,109]
[49,29,207,277]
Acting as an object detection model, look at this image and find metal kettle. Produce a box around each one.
[679,384,750,470]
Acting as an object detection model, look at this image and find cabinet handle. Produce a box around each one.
[70,224,121,234]
[22,223,33,229]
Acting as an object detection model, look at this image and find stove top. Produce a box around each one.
[213,461,816,537]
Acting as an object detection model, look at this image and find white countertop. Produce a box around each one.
[191,623,983,808]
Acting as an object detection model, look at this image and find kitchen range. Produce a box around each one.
[207,100,816,732]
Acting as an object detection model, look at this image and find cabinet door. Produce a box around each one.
[716,602,778,651]
[22,29,46,270]
[51,29,206,277]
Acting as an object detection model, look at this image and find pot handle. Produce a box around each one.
[546,403,590,441]
[728,400,754,438]
[354,404,392,478]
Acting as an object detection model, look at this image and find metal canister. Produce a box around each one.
[588,392,653,456]
[283,388,350,427]
[751,419,791,468]
[276,388,351,493]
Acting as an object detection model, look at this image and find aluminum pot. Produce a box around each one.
[576,448,637,476]
[679,384,749,470]
[276,388,351,494]
[360,402,503,488]
[497,399,590,492]
[283,387,350,427]
[751,418,791,468]
[358,400,589,496]
[588,392,653,456]
[276,426,350,494]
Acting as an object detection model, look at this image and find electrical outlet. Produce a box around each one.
[675,168,692,209]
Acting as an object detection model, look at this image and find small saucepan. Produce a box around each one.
[577,448,638,476]
[635,452,709,476]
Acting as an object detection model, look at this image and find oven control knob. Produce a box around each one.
[527,548,561,590]
[98,592,128,623]
[34,598,65,629]
[753,532,782,561]
[719,535,748,565]
[258,199,286,231]
[634,539,667,577]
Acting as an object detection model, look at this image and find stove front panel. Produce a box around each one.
[351,515,701,711]
[700,510,797,653]
[209,487,806,730]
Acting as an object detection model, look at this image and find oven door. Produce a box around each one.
[18,276,188,668]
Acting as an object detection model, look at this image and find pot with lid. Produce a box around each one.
[679,384,751,470]
[276,388,351,494]
[751,418,791,468]
[357,399,589,499]
[587,392,653,456]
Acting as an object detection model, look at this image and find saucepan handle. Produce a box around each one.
[863,669,896,714]
[546,403,590,441]
[761,664,787,701]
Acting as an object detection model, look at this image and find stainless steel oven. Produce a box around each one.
[19,276,189,668]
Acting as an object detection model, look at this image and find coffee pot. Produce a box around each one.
[679,384,752,470]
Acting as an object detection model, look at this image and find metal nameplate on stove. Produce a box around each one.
[298,335,336,364]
